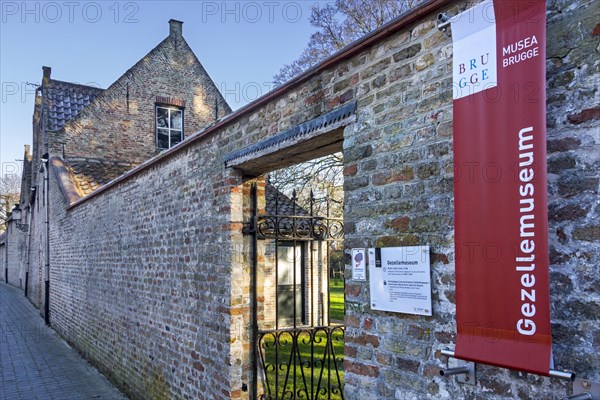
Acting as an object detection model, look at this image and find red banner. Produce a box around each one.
[452,0,551,374]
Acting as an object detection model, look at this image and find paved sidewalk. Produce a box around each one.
[1,282,127,400]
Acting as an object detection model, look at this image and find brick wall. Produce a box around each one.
[5,222,27,288]
[338,1,599,399]
[545,0,599,380]
[18,0,599,399]
[27,171,48,315]
[47,141,243,399]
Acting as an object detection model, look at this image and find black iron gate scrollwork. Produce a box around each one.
[248,183,345,400]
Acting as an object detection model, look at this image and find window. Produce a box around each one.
[156,106,183,149]
[277,242,305,325]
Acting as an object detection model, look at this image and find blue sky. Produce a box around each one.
[0,0,324,178]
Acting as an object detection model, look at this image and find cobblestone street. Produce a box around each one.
[0,282,127,400]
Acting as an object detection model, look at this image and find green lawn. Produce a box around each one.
[329,280,345,322]
[259,327,344,399]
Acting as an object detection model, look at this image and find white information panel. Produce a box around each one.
[351,248,366,281]
[368,246,432,316]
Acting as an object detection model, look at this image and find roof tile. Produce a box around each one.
[265,184,308,216]
[44,80,103,131]
[65,158,137,197]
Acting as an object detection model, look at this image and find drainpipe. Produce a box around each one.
[41,153,50,325]
[24,202,33,297]
[4,224,7,284]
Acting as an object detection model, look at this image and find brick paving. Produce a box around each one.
[0,282,127,400]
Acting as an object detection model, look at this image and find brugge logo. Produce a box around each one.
[457,52,492,89]
[451,0,498,100]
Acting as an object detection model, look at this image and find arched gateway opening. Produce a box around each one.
[225,102,356,399]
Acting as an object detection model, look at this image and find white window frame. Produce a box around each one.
[156,105,184,149]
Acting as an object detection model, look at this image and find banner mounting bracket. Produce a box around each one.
[439,358,476,386]
[568,378,599,400]
[440,349,577,383]
[436,13,451,33]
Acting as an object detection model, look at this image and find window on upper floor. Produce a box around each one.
[156,105,183,149]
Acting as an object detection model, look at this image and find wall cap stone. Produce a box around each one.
[49,157,83,205]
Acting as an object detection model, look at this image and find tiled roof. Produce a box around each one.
[65,158,137,196]
[44,80,104,131]
[265,184,308,216]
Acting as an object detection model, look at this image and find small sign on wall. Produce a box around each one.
[351,248,366,281]
[368,246,432,316]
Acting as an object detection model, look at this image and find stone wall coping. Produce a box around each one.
[224,101,356,169]
[65,0,451,210]
[49,157,83,205]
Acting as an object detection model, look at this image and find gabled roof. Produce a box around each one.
[66,0,452,209]
[44,80,104,131]
[41,20,231,200]
[52,21,230,142]
[17,21,233,211]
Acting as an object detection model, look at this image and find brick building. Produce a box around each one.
[7,19,231,307]
[4,1,598,399]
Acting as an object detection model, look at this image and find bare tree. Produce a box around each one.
[270,1,424,215]
[269,153,344,217]
[274,0,422,85]
[0,172,21,232]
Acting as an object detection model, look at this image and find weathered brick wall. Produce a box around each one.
[30,93,44,193]
[33,1,599,399]
[5,222,27,288]
[339,5,461,398]
[27,171,49,315]
[545,0,599,379]
[51,22,231,164]
[338,1,599,399]
[47,141,244,400]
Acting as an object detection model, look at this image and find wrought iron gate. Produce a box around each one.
[248,183,345,400]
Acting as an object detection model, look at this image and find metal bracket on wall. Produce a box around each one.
[439,350,476,386]
[437,13,451,33]
[568,378,600,400]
